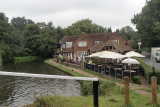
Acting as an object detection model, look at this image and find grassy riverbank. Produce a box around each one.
[27,59,160,107]
[14,56,39,64]
[29,93,152,107]
[45,59,85,77]
[28,87,153,107]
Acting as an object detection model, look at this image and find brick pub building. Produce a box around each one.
[60,33,133,62]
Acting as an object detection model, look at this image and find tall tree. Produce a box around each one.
[11,17,34,31]
[132,0,160,47]
[0,13,14,63]
[64,19,108,35]
[119,26,137,40]
[23,24,41,55]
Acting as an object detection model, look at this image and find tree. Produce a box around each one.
[107,27,112,32]
[119,26,137,40]
[64,19,108,35]
[38,22,58,57]
[0,13,14,63]
[119,26,140,49]
[11,17,34,31]
[132,0,160,47]
[56,26,65,42]
[23,24,41,55]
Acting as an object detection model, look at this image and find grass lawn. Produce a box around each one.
[28,91,154,107]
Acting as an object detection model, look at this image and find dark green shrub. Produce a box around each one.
[80,81,93,96]
[132,76,141,84]
[80,80,118,96]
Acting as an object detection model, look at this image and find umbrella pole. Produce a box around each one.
[115,70,116,80]
[122,70,123,79]
[130,71,131,81]
[130,65,132,80]
[109,67,111,77]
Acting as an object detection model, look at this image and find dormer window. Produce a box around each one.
[78,41,87,47]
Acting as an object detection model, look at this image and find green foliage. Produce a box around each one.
[80,80,117,96]
[132,0,160,47]
[0,13,63,63]
[28,84,154,107]
[11,17,34,30]
[45,59,85,77]
[64,19,109,36]
[14,56,38,64]
[135,58,160,84]
[132,76,141,84]
[118,26,140,49]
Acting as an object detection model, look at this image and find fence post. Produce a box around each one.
[93,81,99,107]
[124,76,130,105]
[151,76,157,105]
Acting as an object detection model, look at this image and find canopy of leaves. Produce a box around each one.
[64,19,109,36]
[132,0,160,47]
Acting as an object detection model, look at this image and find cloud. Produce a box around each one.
[0,0,146,29]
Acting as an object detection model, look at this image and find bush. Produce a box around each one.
[132,76,141,84]
[80,81,93,96]
[80,80,119,96]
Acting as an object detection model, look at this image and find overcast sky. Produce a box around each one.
[0,0,146,30]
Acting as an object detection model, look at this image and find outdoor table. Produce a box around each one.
[113,67,123,80]
[123,70,136,80]
[114,68,122,71]
[98,65,102,73]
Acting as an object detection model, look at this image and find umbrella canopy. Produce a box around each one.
[122,58,140,64]
[87,51,126,59]
[87,52,102,57]
[125,51,145,58]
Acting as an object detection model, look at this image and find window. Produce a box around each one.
[78,41,87,47]
[66,42,72,48]
[95,41,101,44]
[79,51,88,58]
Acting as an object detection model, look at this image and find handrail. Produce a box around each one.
[0,71,99,107]
[0,71,99,81]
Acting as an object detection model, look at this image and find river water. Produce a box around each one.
[0,62,81,107]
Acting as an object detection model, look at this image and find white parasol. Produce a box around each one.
[86,51,126,59]
[125,51,145,58]
[122,58,140,64]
